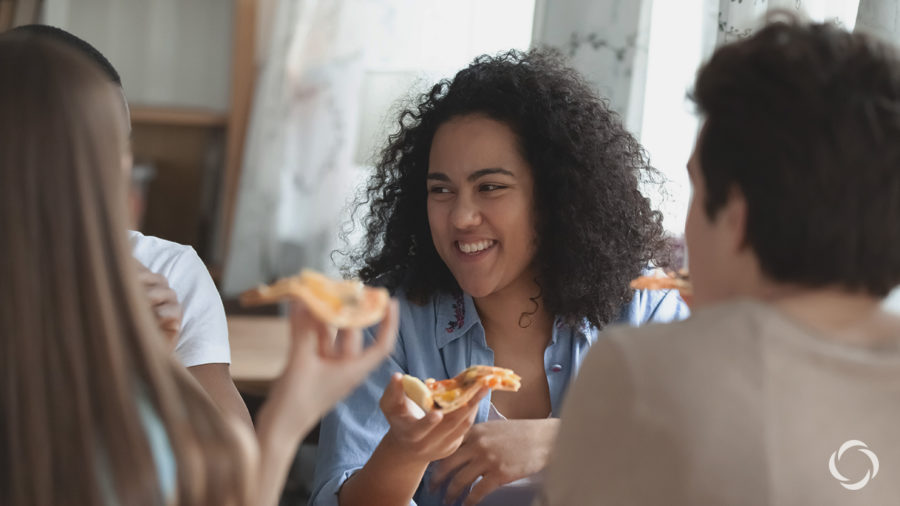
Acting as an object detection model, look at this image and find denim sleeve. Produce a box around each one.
[309,328,417,506]
[645,288,690,323]
[624,288,690,326]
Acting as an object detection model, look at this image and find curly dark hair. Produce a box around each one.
[694,16,900,296]
[346,48,668,328]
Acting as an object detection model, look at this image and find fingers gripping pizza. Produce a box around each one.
[240,269,390,328]
[402,365,521,414]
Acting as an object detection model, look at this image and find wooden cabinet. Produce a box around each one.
[42,0,257,271]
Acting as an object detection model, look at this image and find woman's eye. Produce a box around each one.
[480,184,506,192]
[429,186,451,194]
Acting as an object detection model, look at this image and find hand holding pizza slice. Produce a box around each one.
[401,365,521,414]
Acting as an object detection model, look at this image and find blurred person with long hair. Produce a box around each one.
[10,23,253,428]
[0,32,398,506]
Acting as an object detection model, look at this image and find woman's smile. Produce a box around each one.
[455,239,497,256]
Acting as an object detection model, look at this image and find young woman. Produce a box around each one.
[311,49,688,506]
[0,32,397,506]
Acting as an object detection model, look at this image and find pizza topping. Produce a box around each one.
[402,366,521,414]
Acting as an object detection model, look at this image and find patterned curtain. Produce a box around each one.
[708,0,900,314]
[713,0,860,47]
[855,0,900,314]
[532,0,653,135]
[856,0,900,43]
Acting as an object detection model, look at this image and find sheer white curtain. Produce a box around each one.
[223,0,366,295]
[223,0,535,295]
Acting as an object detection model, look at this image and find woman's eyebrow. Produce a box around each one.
[426,168,515,182]
[467,168,514,182]
[426,172,451,182]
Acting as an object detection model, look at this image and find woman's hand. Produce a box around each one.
[336,372,487,506]
[135,262,182,351]
[432,418,560,505]
[252,300,399,506]
[268,300,400,437]
[380,373,486,466]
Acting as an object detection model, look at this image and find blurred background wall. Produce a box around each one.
[3,0,897,311]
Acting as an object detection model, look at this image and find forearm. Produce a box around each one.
[187,363,253,430]
[252,364,321,506]
[339,433,429,506]
[253,423,305,506]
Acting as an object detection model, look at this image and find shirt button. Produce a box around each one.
[550,364,563,373]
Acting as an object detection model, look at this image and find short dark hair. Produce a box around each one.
[10,24,121,85]
[347,49,667,328]
[693,16,900,296]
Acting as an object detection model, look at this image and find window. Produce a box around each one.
[639,0,708,235]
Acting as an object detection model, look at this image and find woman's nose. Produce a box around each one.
[450,195,482,229]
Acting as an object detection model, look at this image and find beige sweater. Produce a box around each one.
[540,299,900,506]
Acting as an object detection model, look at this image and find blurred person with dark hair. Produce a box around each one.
[10,24,253,428]
[541,16,900,506]
[311,49,688,506]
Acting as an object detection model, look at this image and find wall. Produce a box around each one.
[43,0,233,111]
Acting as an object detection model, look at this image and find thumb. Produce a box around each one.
[380,373,408,415]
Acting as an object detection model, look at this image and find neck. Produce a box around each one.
[748,280,896,347]
[472,272,553,342]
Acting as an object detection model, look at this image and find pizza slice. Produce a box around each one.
[402,365,521,414]
[630,269,692,295]
[240,269,390,328]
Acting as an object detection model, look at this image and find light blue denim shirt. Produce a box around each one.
[310,288,688,506]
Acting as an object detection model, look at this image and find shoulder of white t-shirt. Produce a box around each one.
[128,230,231,367]
[129,230,194,274]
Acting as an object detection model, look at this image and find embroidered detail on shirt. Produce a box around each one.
[445,293,466,333]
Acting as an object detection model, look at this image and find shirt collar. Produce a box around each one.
[434,291,595,348]
[553,316,594,344]
[435,291,482,349]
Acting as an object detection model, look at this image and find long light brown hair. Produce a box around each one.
[0,33,249,505]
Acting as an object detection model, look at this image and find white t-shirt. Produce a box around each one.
[130,231,230,367]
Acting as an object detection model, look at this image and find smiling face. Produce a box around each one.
[426,114,537,299]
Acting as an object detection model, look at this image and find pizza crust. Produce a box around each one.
[401,374,435,412]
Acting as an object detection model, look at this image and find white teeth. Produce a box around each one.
[458,240,494,254]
